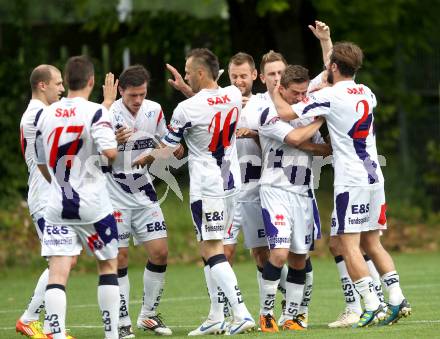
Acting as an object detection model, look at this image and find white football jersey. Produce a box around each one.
[236,95,264,202]
[36,97,117,225]
[106,98,167,209]
[292,80,383,186]
[259,102,322,196]
[20,99,50,215]
[162,85,242,198]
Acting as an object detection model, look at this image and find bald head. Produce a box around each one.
[29,64,64,105]
[30,65,60,92]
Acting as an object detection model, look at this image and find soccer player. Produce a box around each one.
[17,65,69,339]
[35,56,120,339]
[106,65,174,337]
[134,48,256,335]
[223,52,264,266]
[273,42,412,327]
[166,52,278,325]
[257,64,331,332]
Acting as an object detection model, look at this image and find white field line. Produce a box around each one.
[0,283,440,314]
[1,281,440,314]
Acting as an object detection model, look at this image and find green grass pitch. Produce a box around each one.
[1,252,439,338]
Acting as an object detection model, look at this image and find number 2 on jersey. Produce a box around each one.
[48,125,84,168]
[208,107,239,152]
[351,99,371,139]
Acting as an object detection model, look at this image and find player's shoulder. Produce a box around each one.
[21,99,46,126]
[254,91,271,102]
[222,84,241,96]
[109,98,123,114]
[248,93,270,107]
[259,105,278,127]
[142,99,162,113]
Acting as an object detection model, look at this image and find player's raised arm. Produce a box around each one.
[101,72,119,109]
[309,20,333,66]
[166,63,195,98]
[273,84,299,121]
[283,117,325,147]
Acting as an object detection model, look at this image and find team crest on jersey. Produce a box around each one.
[267,116,279,125]
[87,233,104,251]
[274,214,286,226]
[113,210,123,223]
[145,110,155,118]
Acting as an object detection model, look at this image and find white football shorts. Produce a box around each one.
[223,201,267,249]
[330,184,387,236]
[190,195,236,242]
[41,214,118,260]
[31,209,46,241]
[113,204,167,247]
[260,187,313,254]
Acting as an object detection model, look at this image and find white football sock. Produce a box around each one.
[21,268,48,323]
[260,279,279,316]
[381,271,405,306]
[117,269,131,327]
[365,257,386,306]
[335,256,362,315]
[256,268,263,313]
[44,285,66,339]
[353,276,380,311]
[203,264,224,321]
[285,281,304,317]
[298,269,313,315]
[210,261,251,321]
[139,266,165,317]
[277,265,288,300]
[98,282,119,339]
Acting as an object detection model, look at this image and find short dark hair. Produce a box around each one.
[186,48,219,80]
[229,52,255,71]
[280,65,309,88]
[29,65,59,92]
[64,55,94,91]
[260,50,287,74]
[118,64,151,90]
[330,42,363,77]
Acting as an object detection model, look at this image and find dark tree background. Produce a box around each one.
[0,1,438,261]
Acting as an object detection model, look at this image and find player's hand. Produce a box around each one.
[173,144,185,159]
[308,20,331,41]
[102,73,119,109]
[236,128,258,139]
[115,126,132,144]
[166,63,194,98]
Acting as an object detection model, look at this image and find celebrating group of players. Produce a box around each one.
[16,21,411,339]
